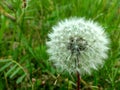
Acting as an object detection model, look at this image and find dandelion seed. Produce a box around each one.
[46,17,109,75]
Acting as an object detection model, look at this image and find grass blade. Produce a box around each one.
[10,68,21,78]
[16,74,26,84]
[0,62,12,72]
[0,59,10,62]
[5,64,17,76]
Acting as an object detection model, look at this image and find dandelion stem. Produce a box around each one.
[76,54,81,90]
[77,71,81,90]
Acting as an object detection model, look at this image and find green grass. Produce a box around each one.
[0,0,120,90]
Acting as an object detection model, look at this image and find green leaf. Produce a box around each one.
[16,74,26,84]
[5,64,17,76]
[10,68,21,78]
[0,15,6,43]
[21,37,36,58]
[0,62,12,72]
[0,78,5,90]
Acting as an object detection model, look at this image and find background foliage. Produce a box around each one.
[0,0,120,90]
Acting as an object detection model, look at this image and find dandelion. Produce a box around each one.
[46,17,109,89]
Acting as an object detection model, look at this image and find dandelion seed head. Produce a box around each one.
[46,17,109,75]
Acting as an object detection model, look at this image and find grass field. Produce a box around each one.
[0,0,120,90]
